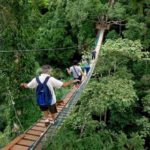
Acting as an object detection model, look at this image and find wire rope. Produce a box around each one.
[0,46,80,53]
[8,90,24,131]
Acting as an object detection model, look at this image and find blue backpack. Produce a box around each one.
[36,76,52,106]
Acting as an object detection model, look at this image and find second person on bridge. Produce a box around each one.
[66,60,85,88]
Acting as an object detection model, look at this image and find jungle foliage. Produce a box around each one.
[0,0,150,149]
[46,0,150,150]
[48,38,150,150]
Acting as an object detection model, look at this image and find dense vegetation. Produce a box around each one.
[0,0,150,149]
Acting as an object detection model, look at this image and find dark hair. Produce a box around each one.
[41,65,51,73]
[73,60,78,65]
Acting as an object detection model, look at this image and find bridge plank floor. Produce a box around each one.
[3,87,77,150]
[11,145,29,150]
[17,139,34,146]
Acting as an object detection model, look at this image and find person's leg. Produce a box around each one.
[43,111,49,119]
[85,67,89,75]
[50,113,56,121]
[73,77,80,88]
[92,54,94,60]
[39,106,50,126]
[76,76,82,87]
[48,104,58,123]
[39,106,49,119]
[94,53,96,59]
[86,67,90,76]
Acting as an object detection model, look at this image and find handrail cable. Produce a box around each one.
[0,34,96,53]
[0,46,79,53]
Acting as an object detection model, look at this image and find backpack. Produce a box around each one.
[36,76,52,106]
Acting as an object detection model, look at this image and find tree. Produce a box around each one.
[0,0,40,144]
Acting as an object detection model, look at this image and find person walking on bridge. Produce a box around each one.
[83,58,91,76]
[21,65,79,125]
[92,49,96,60]
[66,60,85,87]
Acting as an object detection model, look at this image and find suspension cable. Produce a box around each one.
[0,46,80,53]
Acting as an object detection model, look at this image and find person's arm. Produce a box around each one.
[62,79,79,87]
[50,77,79,88]
[20,83,28,88]
[66,68,71,75]
[20,78,37,89]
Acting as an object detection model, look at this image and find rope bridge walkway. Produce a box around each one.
[3,29,105,150]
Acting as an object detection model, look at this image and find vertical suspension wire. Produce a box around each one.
[8,90,24,131]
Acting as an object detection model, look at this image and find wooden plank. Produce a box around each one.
[2,134,25,150]
[35,143,42,150]
[36,123,45,127]
[27,130,43,136]
[65,96,71,98]
[57,110,61,113]
[57,105,64,108]
[57,109,63,112]
[32,126,46,132]
[47,117,53,121]
[11,145,29,150]
[61,101,67,104]
[24,134,39,141]
[3,87,76,150]
[57,107,63,110]
[38,120,46,123]
[66,95,72,98]
[18,139,34,146]
[64,98,70,101]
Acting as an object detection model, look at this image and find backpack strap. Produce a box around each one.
[36,76,50,85]
[43,76,50,85]
[36,77,42,85]
[73,66,79,77]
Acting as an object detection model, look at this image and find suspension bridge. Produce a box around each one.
[3,27,106,150]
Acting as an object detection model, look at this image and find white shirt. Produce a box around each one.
[27,74,63,105]
[70,65,82,78]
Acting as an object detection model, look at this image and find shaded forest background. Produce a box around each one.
[0,0,150,149]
